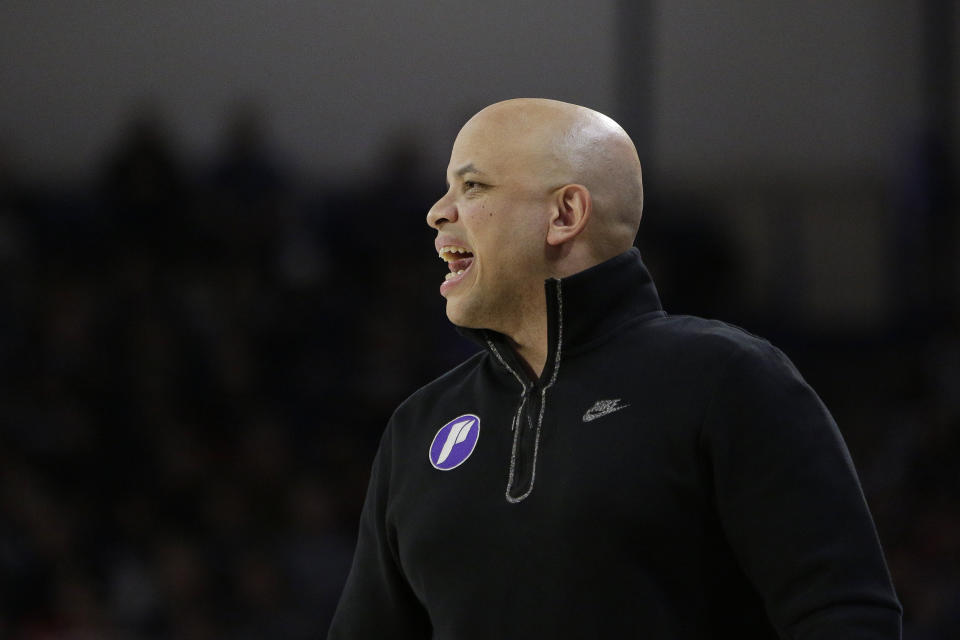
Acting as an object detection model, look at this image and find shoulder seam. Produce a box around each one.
[696,342,750,447]
[393,350,487,413]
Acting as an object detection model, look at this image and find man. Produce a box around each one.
[329,99,901,638]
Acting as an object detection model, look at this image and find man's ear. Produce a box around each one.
[546,184,591,247]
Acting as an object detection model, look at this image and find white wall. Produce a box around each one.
[652,1,925,184]
[1,1,942,187]
[0,1,618,182]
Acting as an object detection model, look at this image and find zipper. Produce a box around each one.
[485,279,564,504]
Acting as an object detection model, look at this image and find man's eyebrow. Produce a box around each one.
[446,163,486,188]
[454,163,485,178]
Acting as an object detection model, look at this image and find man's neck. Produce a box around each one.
[510,333,547,380]
[504,298,549,380]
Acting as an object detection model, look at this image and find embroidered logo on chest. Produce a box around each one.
[429,414,481,470]
[582,399,630,423]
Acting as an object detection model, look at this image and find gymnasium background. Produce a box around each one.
[0,2,956,637]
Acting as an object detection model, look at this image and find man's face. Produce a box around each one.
[426,116,556,331]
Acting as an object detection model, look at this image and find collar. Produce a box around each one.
[457,247,665,385]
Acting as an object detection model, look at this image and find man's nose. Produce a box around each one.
[426,192,457,229]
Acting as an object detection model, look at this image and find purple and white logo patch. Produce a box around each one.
[429,414,480,470]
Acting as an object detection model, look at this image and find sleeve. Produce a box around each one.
[701,341,902,640]
[327,425,431,639]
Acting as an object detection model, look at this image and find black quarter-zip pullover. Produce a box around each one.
[329,248,901,639]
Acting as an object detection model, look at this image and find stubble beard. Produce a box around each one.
[446,275,542,341]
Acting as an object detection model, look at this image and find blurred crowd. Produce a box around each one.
[0,107,957,638]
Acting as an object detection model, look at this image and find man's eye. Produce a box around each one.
[464,181,481,191]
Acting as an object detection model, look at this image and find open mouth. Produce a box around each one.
[439,245,475,283]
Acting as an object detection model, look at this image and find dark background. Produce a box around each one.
[0,2,957,638]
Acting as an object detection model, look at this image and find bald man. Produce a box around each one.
[329,99,901,639]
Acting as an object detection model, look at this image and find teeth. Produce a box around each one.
[438,246,471,262]
[444,270,466,281]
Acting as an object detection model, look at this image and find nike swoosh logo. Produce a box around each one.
[582,399,630,423]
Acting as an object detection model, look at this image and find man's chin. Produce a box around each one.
[444,298,483,329]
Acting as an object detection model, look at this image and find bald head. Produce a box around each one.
[458,98,644,256]
[427,99,644,335]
